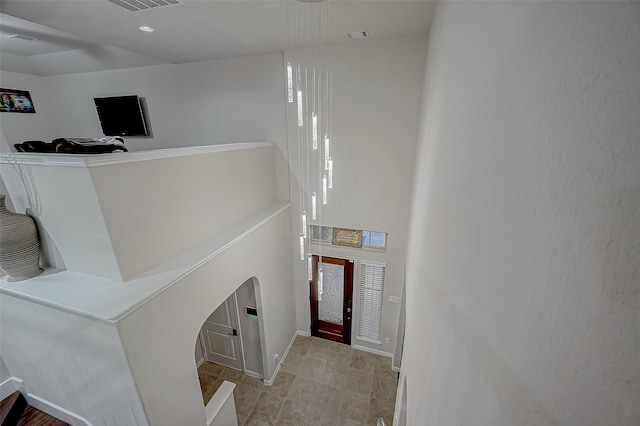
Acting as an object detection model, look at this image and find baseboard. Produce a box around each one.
[0,377,90,426]
[27,393,91,426]
[244,369,263,380]
[263,331,297,386]
[196,357,206,368]
[296,330,311,337]
[351,343,393,358]
[0,377,24,400]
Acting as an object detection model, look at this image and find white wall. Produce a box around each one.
[0,355,11,383]
[0,296,147,425]
[117,207,296,426]
[44,52,290,199]
[0,71,59,152]
[42,52,287,155]
[89,145,277,279]
[403,2,640,425]
[1,144,278,281]
[285,36,428,354]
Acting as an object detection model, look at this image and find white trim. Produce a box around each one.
[0,201,291,325]
[0,377,24,400]
[113,202,290,322]
[263,331,297,386]
[196,331,206,368]
[296,330,311,337]
[359,260,387,268]
[232,292,247,374]
[392,365,401,373]
[356,336,382,345]
[0,142,274,167]
[244,370,263,380]
[205,380,236,426]
[351,343,393,358]
[27,393,92,426]
[0,377,91,426]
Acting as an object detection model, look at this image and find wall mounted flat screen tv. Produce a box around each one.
[94,95,148,136]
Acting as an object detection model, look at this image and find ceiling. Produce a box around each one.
[0,0,436,76]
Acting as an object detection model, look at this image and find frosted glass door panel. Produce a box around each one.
[318,262,344,325]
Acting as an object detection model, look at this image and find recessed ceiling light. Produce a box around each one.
[138,26,154,33]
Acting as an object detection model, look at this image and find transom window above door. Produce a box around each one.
[310,225,387,250]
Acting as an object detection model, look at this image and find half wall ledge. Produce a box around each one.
[0,142,279,281]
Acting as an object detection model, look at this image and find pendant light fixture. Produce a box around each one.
[288,0,335,316]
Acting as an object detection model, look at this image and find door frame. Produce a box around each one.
[310,255,354,345]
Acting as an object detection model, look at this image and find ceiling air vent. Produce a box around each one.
[7,34,40,42]
[347,30,369,40]
[107,0,180,12]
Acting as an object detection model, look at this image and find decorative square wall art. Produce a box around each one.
[0,88,35,113]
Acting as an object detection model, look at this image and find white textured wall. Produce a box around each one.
[1,144,278,281]
[1,164,118,277]
[118,207,296,426]
[42,52,287,155]
[89,145,277,279]
[402,2,640,425]
[0,355,11,383]
[0,296,147,425]
[285,36,427,353]
[2,53,290,200]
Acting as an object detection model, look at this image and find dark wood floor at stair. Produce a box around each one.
[16,406,69,426]
[1,391,27,425]
[1,391,69,426]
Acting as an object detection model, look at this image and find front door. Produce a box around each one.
[310,255,354,344]
[201,293,244,370]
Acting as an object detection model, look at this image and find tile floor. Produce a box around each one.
[198,335,398,426]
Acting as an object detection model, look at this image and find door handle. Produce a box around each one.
[229,329,237,336]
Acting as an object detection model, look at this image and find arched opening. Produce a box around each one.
[193,277,266,406]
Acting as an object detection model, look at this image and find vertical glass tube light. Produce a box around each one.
[311,192,317,220]
[324,135,330,170]
[297,89,303,127]
[287,63,293,103]
[312,113,318,149]
[301,211,307,238]
[328,158,333,188]
[299,233,305,260]
[307,254,312,281]
[322,175,328,204]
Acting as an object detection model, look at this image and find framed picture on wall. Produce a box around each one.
[332,227,363,248]
[0,88,35,113]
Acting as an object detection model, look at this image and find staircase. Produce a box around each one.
[0,392,69,426]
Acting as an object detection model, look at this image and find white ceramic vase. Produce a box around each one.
[0,195,43,281]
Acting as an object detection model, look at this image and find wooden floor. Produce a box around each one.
[0,391,69,426]
[17,406,69,426]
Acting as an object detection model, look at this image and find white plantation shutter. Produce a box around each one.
[357,261,386,343]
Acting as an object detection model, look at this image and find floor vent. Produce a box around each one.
[107,0,180,12]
